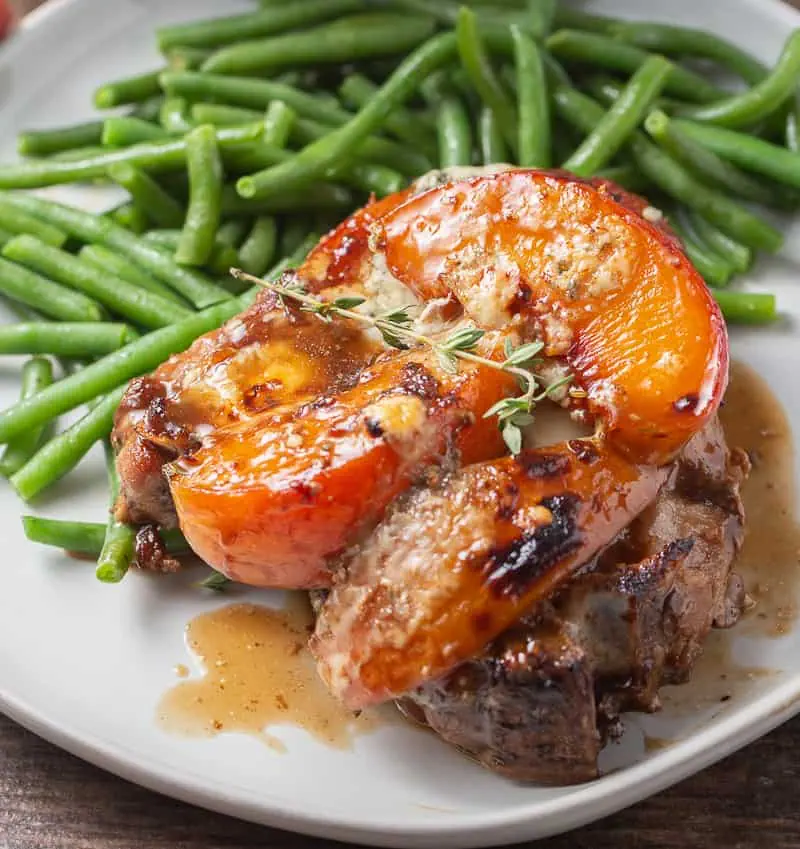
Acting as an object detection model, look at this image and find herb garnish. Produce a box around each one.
[230,268,572,454]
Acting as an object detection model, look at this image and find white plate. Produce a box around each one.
[1,0,800,846]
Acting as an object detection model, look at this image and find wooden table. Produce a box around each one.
[4,1,800,847]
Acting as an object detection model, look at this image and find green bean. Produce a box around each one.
[280,217,312,259]
[551,6,619,34]
[511,25,550,167]
[423,74,473,168]
[634,135,784,252]
[102,116,169,147]
[563,55,671,176]
[594,163,648,192]
[668,212,733,288]
[290,116,432,176]
[687,210,753,274]
[95,441,136,584]
[0,256,105,323]
[238,231,321,309]
[0,198,67,247]
[17,121,104,158]
[132,96,165,123]
[0,298,244,444]
[202,13,437,77]
[3,235,193,329]
[23,516,110,555]
[191,103,261,126]
[609,22,766,85]
[526,0,556,39]
[0,124,261,190]
[225,135,403,196]
[338,73,438,155]
[143,230,239,278]
[94,70,162,109]
[216,219,249,248]
[22,515,187,558]
[667,118,800,191]
[0,322,136,357]
[0,227,13,248]
[238,217,278,277]
[161,71,352,127]
[237,34,457,199]
[263,100,296,148]
[221,181,354,215]
[1,193,231,308]
[456,7,517,152]
[11,386,126,501]
[47,145,110,164]
[159,97,193,134]
[157,0,365,51]
[107,162,184,229]
[348,162,407,195]
[166,46,214,71]
[676,30,800,128]
[478,106,508,164]
[712,289,777,324]
[388,0,523,31]
[0,358,54,477]
[109,203,149,235]
[787,98,800,153]
[643,110,795,209]
[546,30,726,103]
[175,125,223,267]
[552,86,784,253]
[78,245,189,306]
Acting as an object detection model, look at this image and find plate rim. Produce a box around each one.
[2,0,800,845]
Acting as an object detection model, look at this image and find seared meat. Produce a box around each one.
[398,417,749,784]
[112,286,380,527]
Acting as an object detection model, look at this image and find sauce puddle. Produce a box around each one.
[158,595,381,751]
[659,361,800,715]
[721,361,800,635]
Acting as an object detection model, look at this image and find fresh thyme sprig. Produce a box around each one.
[230,268,571,454]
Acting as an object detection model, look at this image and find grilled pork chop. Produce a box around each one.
[395,416,748,784]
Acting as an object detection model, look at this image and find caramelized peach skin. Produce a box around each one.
[167,341,515,587]
[379,169,727,464]
[312,440,669,707]
[301,189,413,291]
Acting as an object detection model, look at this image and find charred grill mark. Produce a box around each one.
[673,393,700,413]
[365,417,384,438]
[614,537,694,596]
[495,481,521,521]
[399,362,440,401]
[516,451,572,480]
[568,439,600,464]
[484,494,583,598]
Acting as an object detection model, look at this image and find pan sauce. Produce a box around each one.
[159,362,798,745]
[157,595,381,750]
[659,361,800,713]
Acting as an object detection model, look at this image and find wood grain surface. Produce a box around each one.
[4,1,800,848]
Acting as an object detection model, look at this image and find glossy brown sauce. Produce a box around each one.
[158,596,381,750]
[660,361,799,715]
[721,361,800,633]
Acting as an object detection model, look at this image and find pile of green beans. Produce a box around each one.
[0,0,797,584]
